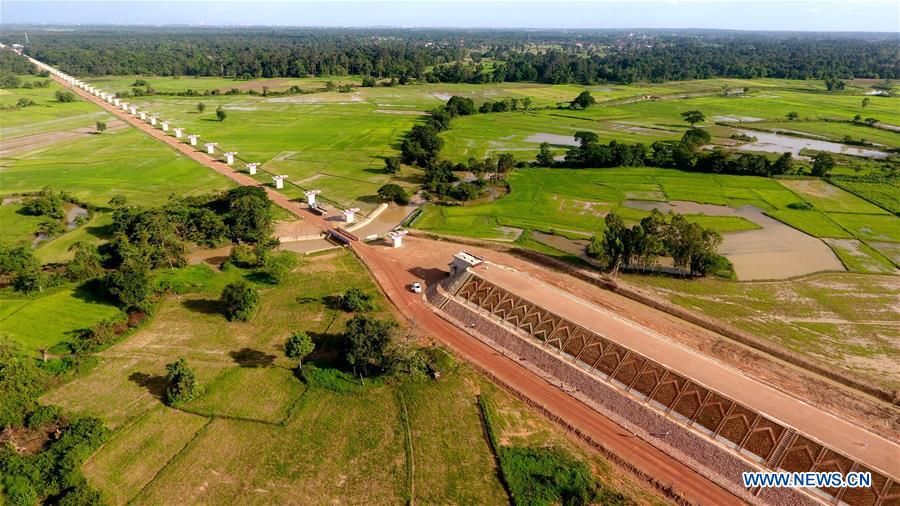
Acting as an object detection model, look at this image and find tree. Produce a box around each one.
[852,114,862,123]
[340,287,374,312]
[220,281,259,321]
[16,97,35,108]
[384,156,401,174]
[573,131,599,147]
[496,153,516,176]
[216,106,227,121]
[67,241,104,281]
[786,111,799,121]
[196,101,206,113]
[571,90,595,109]
[400,124,443,166]
[811,152,836,177]
[445,95,476,116]
[164,358,201,406]
[377,183,410,205]
[109,195,128,209]
[95,121,107,134]
[536,142,554,166]
[106,258,153,312]
[771,152,794,175]
[362,76,376,87]
[680,110,705,127]
[285,331,315,369]
[226,186,273,243]
[342,315,399,377]
[862,97,870,108]
[681,128,711,147]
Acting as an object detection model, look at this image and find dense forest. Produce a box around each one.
[1,27,897,82]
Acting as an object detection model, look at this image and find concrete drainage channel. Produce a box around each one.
[425,268,899,506]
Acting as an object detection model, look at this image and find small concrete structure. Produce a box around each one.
[188,135,199,146]
[205,143,217,154]
[173,128,184,139]
[224,152,237,164]
[304,189,321,208]
[246,163,259,175]
[139,111,147,121]
[272,175,288,189]
[386,230,408,248]
[449,251,483,275]
[149,115,158,126]
[113,98,120,107]
[161,121,170,132]
[106,95,114,104]
[130,106,138,115]
[342,208,360,224]
[121,102,129,111]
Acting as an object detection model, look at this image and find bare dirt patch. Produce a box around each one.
[524,133,580,146]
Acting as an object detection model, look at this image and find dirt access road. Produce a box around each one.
[53,72,746,504]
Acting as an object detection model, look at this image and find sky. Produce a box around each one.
[1,1,898,32]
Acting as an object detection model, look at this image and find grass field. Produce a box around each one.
[627,271,900,390]
[1,88,236,266]
[439,82,900,162]
[0,75,114,138]
[0,282,124,352]
[416,167,801,238]
[40,250,645,505]
[1,126,234,207]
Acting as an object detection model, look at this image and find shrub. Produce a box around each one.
[377,183,410,204]
[300,364,364,393]
[339,287,374,312]
[164,358,201,406]
[384,156,401,174]
[500,446,604,506]
[25,404,62,429]
[54,90,77,103]
[681,127,711,147]
[0,341,49,427]
[21,190,64,219]
[787,201,813,210]
[259,251,296,284]
[227,244,259,268]
[220,280,259,321]
[0,244,37,275]
[12,268,48,294]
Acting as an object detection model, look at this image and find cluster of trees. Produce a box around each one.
[401,95,527,201]
[0,341,109,506]
[11,28,896,84]
[589,210,731,277]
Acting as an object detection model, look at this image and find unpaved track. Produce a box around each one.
[51,73,756,504]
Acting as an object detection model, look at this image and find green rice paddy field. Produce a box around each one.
[2,71,898,401]
[41,250,652,505]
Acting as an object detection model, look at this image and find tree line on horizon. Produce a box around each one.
[2,28,897,83]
